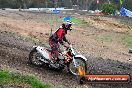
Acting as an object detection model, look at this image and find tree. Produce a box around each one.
[0,0,132,10]
[101,3,117,15]
[0,0,9,8]
[124,0,132,10]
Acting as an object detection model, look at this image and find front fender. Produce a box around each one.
[74,55,87,61]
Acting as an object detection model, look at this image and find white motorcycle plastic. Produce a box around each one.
[29,44,87,75]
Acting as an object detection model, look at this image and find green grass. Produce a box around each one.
[0,70,51,88]
[96,35,113,42]
[123,34,132,48]
[119,18,132,30]
[58,17,87,25]
[71,17,87,25]
[128,25,132,29]
[95,32,132,48]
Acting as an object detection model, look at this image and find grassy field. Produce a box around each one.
[94,31,132,48]
[58,17,87,25]
[123,34,132,48]
[0,70,51,88]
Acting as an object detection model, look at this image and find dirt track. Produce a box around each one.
[0,10,132,88]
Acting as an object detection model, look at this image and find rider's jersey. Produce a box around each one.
[50,27,68,44]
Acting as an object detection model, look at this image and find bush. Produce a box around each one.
[101,3,118,15]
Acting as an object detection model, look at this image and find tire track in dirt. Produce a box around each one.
[0,30,83,88]
[0,28,132,88]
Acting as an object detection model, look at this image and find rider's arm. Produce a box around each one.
[62,34,70,45]
[58,34,69,48]
[59,35,67,46]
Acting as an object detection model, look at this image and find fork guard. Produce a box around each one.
[74,55,87,61]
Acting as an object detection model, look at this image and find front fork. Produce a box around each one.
[72,57,86,76]
[72,57,77,68]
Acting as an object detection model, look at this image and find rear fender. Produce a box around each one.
[35,46,50,60]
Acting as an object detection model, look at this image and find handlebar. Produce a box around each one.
[61,44,77,55]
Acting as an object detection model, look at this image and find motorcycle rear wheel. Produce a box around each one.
[29,47,44,66]
[67,57,87,76]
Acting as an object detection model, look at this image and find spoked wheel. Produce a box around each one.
[29,48,44,66]
[67,57,87,76]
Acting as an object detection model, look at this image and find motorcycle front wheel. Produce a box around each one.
[67,57,87,76]
[29,47,44,66]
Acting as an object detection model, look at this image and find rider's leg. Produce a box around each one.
[49,39,59,60]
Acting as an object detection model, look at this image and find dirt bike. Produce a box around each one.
[29,44,87,75]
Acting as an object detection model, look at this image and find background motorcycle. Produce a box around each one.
[29,44,87,75]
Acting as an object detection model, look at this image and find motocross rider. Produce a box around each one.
[49,20,73,61]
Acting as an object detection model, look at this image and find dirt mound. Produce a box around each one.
[79,15,130,33]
